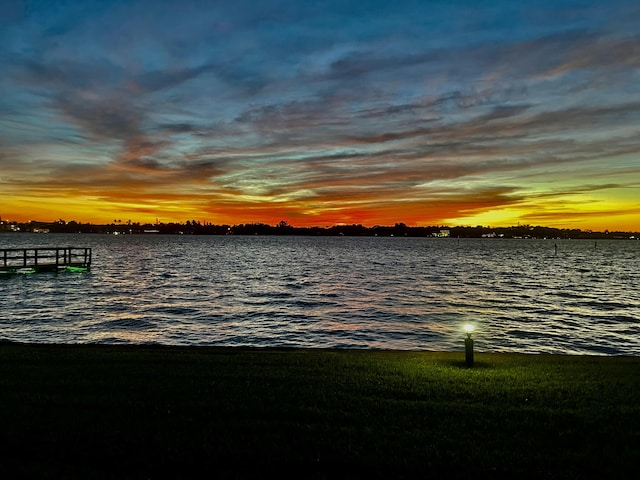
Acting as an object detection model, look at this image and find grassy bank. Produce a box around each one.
[0,344,638,479]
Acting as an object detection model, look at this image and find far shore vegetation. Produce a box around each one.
[1,217,638,239]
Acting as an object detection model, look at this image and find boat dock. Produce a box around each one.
[0,247,92,274]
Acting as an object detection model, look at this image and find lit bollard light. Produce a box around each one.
[464,324,474,367]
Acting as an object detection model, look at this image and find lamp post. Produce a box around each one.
[464,324,474,367]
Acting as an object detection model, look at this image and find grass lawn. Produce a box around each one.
[0,343,638,479]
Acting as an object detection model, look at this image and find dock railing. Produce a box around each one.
[0,247,92,273]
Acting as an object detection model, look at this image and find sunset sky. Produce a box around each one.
[1,0,639,230]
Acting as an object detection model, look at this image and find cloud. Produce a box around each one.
[541,35,640,76]
[53,94,141,141]
[129,63,216,94]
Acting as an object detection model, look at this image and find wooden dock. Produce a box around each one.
[0,247,92,274]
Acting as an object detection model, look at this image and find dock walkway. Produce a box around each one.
[0,247,92,274]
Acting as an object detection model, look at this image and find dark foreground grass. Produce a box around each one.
[0,344,638,479]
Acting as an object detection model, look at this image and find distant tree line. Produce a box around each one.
[0,218,637,239]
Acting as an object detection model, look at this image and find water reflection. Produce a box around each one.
[1,234,638,354]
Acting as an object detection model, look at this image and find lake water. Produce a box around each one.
[1,233,638,355]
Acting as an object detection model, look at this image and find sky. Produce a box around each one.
[1,0,639,230]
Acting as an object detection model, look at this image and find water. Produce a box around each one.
[1,234,638,355]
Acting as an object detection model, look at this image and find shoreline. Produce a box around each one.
[2,339,636,357]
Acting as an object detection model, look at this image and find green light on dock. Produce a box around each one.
[66,266,89,273]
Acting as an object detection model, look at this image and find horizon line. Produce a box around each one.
[2,217,638,235]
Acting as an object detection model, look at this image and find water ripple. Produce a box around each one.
[1,234,638,354]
